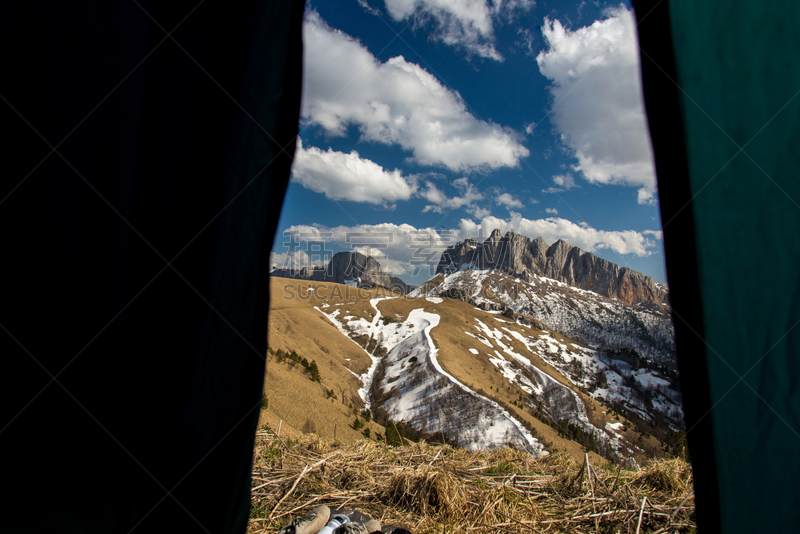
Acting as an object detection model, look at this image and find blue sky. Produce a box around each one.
[272,0,667,285]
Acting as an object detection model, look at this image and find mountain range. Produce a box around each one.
[272,230,668,306]
[437,230,668,306]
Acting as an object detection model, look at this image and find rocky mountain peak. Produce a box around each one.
[436,229,667,305]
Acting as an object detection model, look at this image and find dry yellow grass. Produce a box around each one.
[267,277,397,409]
[260,351,385,445]
[248,433,696,533]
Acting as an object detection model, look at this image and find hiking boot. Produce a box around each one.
[277,505,330,534]
[333,519,381,534]
[330,509,373,523]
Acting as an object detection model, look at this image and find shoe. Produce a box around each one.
[380,528,412,534]
[333,519,381,534]
[329,510,373,523]
[277,505,330,534]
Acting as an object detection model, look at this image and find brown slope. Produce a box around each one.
[265,277,395,443]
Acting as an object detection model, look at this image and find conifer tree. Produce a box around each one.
[309,360,320,382]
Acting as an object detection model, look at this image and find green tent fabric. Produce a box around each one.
[1,1,303,532]
[634,1,800,531]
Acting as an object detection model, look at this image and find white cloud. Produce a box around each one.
[279,222,457,276]
[420,181,447,205]
[459,212,659,256]
[292,144,497,213]
[536,7,657,204]
[542,172,577,193]
[644,229,663,240]
[469,205,492,219]
[270,250,318,270]
[382,0,535,61]
[291,140,417,204]
[495,192,524,208]
[545,207,558,215]
[553,173,576,188]
[302,11,529,172]
[357,0,381,16]
[352,245,389,259]
[523,121,536,135]
[637,187,656,205]
[516,27,536,56]
[421,177,484,213]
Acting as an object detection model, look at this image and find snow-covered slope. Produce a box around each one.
[411,270,683,431]
[413,270,675,364]
[377,309,545,454]
[314,290,682,464]
[317,299,546,455]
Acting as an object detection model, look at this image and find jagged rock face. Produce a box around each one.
[272,251,401,291]
[437,231,667,305]
[328,252,391,288]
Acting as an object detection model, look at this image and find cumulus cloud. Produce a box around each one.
[536,7,657,204]
[545,207,558,215]
[291,140,417,204]
[495,192,524,208]
[302,11,529,172]
[644,229,663,240]
[278,222,458,277]
[270,250,317,270]
[382,0,535,61]
[636,187,656,205]
[542,173,577,193]
[421,177,484,213]
[352,245,389,258]
[292,143,496,214]
[469,205,492,219]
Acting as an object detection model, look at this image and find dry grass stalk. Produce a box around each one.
[249,431,696,533]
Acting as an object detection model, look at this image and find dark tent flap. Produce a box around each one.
[638,1,800,531]
[1,1,304,532]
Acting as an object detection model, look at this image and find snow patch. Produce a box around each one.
[379,308,545,455]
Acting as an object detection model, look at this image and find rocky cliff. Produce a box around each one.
[271,251,411,293]
[436,230,668,305]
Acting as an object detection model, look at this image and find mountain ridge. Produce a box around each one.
[437,230,667,305]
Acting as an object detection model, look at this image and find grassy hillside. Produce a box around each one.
[264,277,398,444]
